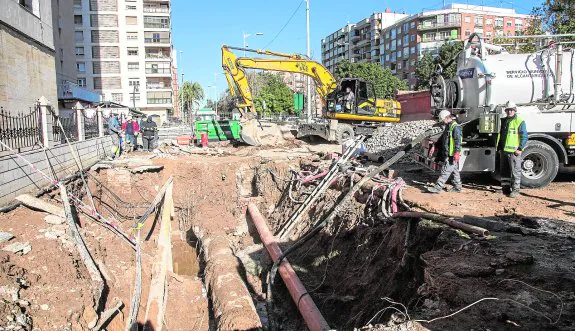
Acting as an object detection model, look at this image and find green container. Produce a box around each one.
[195,119,241,142]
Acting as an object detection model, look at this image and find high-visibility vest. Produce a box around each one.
[497,116,524,153]
[448,121,461,156]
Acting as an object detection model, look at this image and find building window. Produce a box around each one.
[112,93,123,103]
[75,47,84,56]
[397,62,402,70]
[126,16,138,25]
[486,31,493,38]
[410,21,415,29]
[506,20,512,27]
[127,47,138,56]
[75,31,84,42]
[397,50,402,58]
[129,79,140,87]
[465,29,471,37]
[385,31,389,38]
[127,32,138,40]
[486,18,493,25]
[474,16,483,26]
[126,5,136,10]
[410,47,415,55]
[495,18,503,27]
[73,0,81,9]
[77,62,86,72]
[130,93,140,102]
[410,34,415,42]
[128,62,139,71]
[74,15,83,26]
[465,16,471,23]
[77,78,86,87]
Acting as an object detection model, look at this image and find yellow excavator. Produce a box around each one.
[221,45,401,145]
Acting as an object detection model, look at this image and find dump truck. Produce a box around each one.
[416,33,575,188]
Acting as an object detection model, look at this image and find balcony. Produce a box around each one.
[145,48,171,60]
[144,22,169,29]
[147,98,172,104]
[144,37,170,44]
[146,83,171,90]
[418,20,461,31]
[143,5,169,13]
[146,67,171,74]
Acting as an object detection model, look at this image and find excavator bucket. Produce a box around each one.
[240,118,263,146]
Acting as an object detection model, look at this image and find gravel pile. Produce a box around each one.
[365,120,437,164]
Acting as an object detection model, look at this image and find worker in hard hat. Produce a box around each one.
[427,110,462,193]
[497,101,528,198]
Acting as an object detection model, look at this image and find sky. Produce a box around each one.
[171,0,541,102]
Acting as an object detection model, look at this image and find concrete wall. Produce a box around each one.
[0,0,54,50]
[0,136,113,206]
[0,24,57,112]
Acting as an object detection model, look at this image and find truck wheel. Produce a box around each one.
[520,140,559,188]
[336,124,354,145]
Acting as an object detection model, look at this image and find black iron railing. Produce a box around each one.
[52,110,78,143]
[0,106,41,152]
[83,110,99,139]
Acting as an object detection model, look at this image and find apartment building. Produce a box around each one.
[52,0,102,111]
[380,3,532,88]
[0,0,57,111]
[74,0,174,121]
[321,10,408,73]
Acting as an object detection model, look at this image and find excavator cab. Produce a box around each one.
[327,78,378,116]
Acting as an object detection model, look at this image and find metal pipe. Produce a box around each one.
[392,211,489,237]
[555,44,564,102]
[300,169,329,184]
[247,203,330,331]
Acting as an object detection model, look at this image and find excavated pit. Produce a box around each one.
[247,159,575,331]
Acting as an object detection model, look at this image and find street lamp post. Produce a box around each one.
[242,32,264,56]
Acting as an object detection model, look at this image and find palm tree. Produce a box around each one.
[180,81,204,118]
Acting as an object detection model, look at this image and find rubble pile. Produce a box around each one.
[365,120,436,163]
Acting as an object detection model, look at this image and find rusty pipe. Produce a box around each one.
[247,203,330,331]
[392,211,489,237]
[301,169,329,184]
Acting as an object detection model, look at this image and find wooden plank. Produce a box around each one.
[15,194,65,218]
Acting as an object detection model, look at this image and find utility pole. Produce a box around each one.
[305,0,311,123]
[181,73,185,121]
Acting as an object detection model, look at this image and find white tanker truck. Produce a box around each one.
[417,33,575,188]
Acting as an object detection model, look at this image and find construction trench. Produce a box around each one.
[0,136,574,331]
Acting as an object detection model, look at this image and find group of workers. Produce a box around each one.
[428,100,528,198]
[106,114,159,159]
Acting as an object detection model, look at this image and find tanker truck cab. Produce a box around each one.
[418,33,575,188]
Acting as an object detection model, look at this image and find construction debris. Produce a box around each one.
[0,231,14,243]
[129,165,164,173]
[1,242,31,255]
[44,215,66,225]
[15,194,65,218]
[365,120,436,163]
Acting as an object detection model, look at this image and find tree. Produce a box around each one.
[205,99,216,109]
[533,0,575,35]
[334,60,408,99]
[180,81,204,113]
[415,41,463,90]
[253,73,295,115]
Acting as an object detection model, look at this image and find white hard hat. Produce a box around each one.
[504,101,517,110]
[438,110,451,120]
